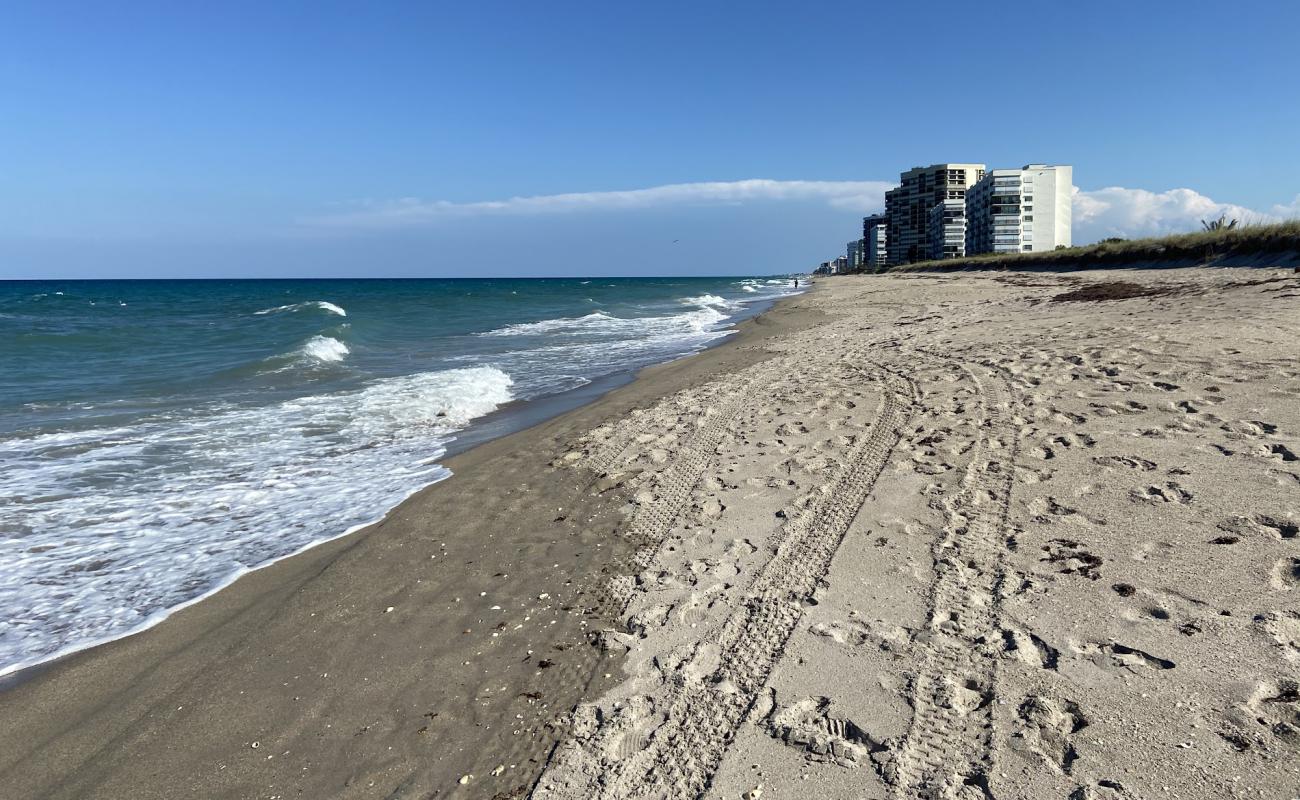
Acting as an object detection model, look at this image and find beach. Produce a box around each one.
[4,268,1300,799]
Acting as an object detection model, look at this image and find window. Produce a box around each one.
[1024,206,1033,212]
[1023,215,1033,221]
[1023,245,1033,251]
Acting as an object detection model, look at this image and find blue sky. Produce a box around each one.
[3,0,1299,278]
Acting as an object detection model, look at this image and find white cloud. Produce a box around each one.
[305,179,894,228]
[1270,193,1300,218]
[1071,186,1286,242]
[304,178,1299,245]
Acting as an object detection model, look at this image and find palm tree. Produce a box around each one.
[1201,215,1238,232]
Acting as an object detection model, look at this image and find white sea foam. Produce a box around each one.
[682,293,739,310]
[481,312,617,336]
[481,306,729,339]
[254,300,348,317]
[299,335,350,362]
[0,366,513,676]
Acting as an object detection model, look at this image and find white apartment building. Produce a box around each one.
[927,197,967,259]
[966,164,1072,255]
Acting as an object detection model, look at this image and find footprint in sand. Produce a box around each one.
[936,675,992,716]
[1270,557,1300,592]
[1013,695,1087,774]
[1092,455,1157,471]
[1001,626,1060,670]
[1069,779,1142,799]
[1080,640,1176,672]
[1217,514,1298,540]
[808,618,912,652]
[1237,679,1300,749]
[1255,611,1300,659]
[600,696,661,760]
[1258,442,1299,463]
[1027,496,1102,525]
[1041,539,1103,579]
[1036,433,1098,460]
[762,693,887,769]
[1128,482,1193,505]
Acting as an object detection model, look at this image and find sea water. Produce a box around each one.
[0,276,801,676]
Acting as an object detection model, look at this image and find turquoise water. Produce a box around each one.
[0,276,800,676]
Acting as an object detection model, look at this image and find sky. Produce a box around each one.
[2,0,1299,279]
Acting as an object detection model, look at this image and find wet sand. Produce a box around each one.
[6,268,1300,799]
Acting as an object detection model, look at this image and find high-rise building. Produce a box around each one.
[847,239,865,270]
[966,164,1073,255]
[927,198,968,260]
[884,163,985,264]
[862,213,888,269]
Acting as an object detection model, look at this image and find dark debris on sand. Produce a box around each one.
[1050,281,1183,303]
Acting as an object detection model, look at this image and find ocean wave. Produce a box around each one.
[681,293,739,310]
[254,300,348,317]
[480,312,616,336]
[299,335,350,363]
[0,365,513,676]
[480,306,728,339]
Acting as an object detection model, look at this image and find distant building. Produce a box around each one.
[966,164,1073,255]
[927,197,968,259]
[862,213,888,268]
[884,163,985,264]
[833,255,849,273]
[847,239,865,270]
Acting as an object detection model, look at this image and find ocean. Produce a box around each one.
[0,276,801,677]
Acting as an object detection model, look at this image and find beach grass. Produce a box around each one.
[882,219,1300,273]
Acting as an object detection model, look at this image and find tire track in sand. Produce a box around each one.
[538,364,777,733]
[887,359,1019,799]
[535,357,916,799]
[596,363,780,615]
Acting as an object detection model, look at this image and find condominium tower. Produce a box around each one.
[966,164,1073,255]
[846,239,864,271]
[862,213,888,268]
[884,163,985,264]
[927,198,967,260]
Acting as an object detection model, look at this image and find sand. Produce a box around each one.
[3,268,1299,799]
[534,268,1300,800]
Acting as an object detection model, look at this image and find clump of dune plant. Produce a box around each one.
[1201,215,1238,232]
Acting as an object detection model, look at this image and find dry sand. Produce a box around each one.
[536,268,1300,800]
[3,268,1299,799]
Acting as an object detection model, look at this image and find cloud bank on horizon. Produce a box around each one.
[310,180,1300,246]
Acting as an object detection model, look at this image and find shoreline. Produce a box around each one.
[0,288,797,689]
[0,283,825,799]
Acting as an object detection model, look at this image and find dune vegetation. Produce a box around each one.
[884,219,1300,272]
